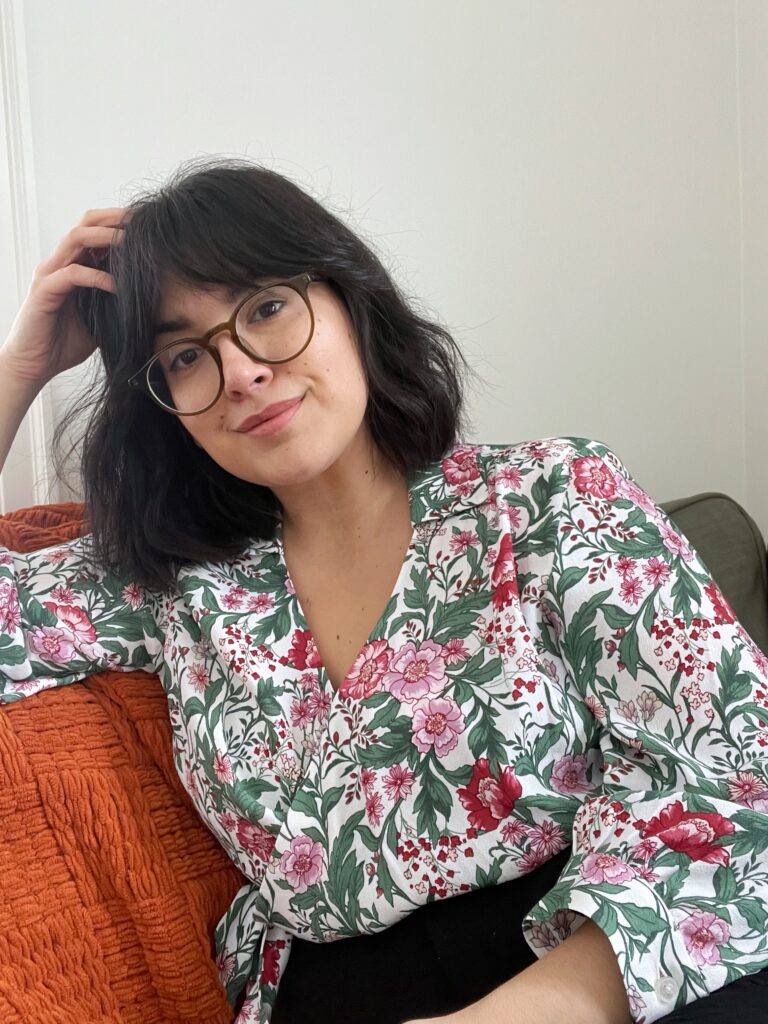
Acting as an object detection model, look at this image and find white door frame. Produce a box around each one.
[0,0,52,514]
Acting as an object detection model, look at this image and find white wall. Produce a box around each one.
[2,1,767,534]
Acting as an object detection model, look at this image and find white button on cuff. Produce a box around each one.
[655,976,678,1001]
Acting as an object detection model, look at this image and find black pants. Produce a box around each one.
[272,847,768,1023]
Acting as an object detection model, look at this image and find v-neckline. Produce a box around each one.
[273,492,418,695]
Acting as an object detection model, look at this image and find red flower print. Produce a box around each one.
[572,456,618,501]
[340,640,392,699]
[491,533,519,611]
[703,581,736,624]
[235,818,276,862]
[260,938,286,985]
[42,602,97,646]
[458,758,523,830]
[443,638,470,665]
[641,800,735,865]
[288,629,323,670]
[442,448,480,488]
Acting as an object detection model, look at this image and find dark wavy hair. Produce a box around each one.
[65,157,474,589]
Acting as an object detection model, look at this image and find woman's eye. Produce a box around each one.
[251,299,284,321]
[169,347,201,372]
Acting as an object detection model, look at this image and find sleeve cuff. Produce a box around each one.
[521,849,706,1024]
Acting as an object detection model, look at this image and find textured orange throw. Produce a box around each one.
[0,503,243,1023]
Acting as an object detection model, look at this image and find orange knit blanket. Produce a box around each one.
[0,503,243,1023]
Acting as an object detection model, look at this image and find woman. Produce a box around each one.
[0,158,767,1024]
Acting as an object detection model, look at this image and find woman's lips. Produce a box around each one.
[243,396,303,437]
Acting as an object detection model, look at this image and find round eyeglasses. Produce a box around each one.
[127,272,318,415]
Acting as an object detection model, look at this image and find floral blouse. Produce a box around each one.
[1,436,768,1024]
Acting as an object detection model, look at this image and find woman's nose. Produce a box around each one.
[216,332,275,396]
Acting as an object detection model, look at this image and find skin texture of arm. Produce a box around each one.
[0,353,42,475]
[406,918,633,1024]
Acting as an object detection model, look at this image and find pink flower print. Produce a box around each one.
[659,521,694,561]
[518,846,548,873]
[360,768,376,794]
[679,910,731,966]
[28,626,76,664]
[527,820,566,856]
[442,449,480,488]
[213,752,234,784]
[637,690,662,722]
[236,818,276,862]
[681,680,710,710]
[341,640,392,699]
[449,530,479,555]
[411,696,465,757]
[221,588,244,611]
[617,699,639,724]
[121,582,144,610]
[550,908,577,941]
[619,576,644,606]
[500,818,527,846]
[572,456,618,501]
[585,695,606,720]
[216,951,236,983]
[0,582,21,633]
[643,557,672,588]
[42,548,70,564]
[614,475,658,516]
[383,640,446,703]
[366,791,384,828]
[579,853,636,885]
[49,584,76,604]
[42,603,97,646]
[442,638,470,665]
[727,771,768,811]
[247,592,274,613]
[494,464,522,491]
[629,838,658,863]
[188,663,210,693]
[290,697,312,728]
[615,556,636,579]
[529,921,558,951]
[280,835,324,893]
[550,753,591,794]
[382,764,415,802]
[307,687,331,723]
[626,986,647,1018]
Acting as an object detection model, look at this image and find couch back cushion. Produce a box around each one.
[661,492,768,654]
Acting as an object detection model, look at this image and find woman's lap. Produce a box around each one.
[272,848,768,1023]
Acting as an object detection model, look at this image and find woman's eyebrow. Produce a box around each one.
[152,283,271,337]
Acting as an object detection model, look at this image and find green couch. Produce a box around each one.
[661,491,768,654]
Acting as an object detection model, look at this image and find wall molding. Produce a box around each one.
[0,0,51,511]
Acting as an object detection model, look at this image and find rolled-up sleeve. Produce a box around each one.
[1,535,164,700]
[517,439,768,1023]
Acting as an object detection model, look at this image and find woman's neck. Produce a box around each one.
[273,437,411,554]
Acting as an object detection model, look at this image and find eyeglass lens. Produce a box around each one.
[147,284,312,413]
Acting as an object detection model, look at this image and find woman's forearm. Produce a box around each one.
[409,918,633,1024]
[0,352,43,475]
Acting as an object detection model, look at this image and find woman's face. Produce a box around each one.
[152,278,370,490]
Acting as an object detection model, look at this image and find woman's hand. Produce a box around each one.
[0,207,128,387]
